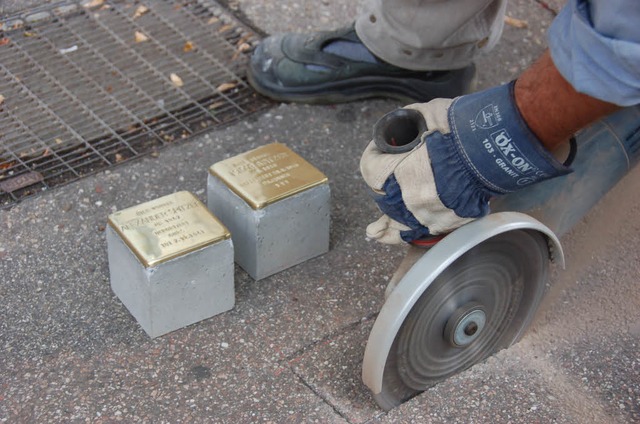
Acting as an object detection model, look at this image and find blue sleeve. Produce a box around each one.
[548,0,640,106]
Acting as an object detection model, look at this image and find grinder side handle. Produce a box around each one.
[373,109,428,154]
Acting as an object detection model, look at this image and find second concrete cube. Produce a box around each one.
[207,143,330,280]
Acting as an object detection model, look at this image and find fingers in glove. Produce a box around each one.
[366,215,410,245]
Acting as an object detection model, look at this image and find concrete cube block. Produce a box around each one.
[106,191,234,338]
[207,143,330,280]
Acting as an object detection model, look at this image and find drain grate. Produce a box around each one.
[0,0,271,208]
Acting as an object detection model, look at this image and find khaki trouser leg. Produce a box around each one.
[355,0,507,70]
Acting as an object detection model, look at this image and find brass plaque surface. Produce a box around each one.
[108,191,230,267]
[209,143,328,209]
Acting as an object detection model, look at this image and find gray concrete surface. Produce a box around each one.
[2,0,639,423]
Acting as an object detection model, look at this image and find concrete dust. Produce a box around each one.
[506,343,622,424]
[530,164,640,341]
[492,164,640,423]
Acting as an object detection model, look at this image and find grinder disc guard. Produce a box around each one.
[374,230,549,410]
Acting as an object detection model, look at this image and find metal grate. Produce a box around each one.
[0,0,271,208]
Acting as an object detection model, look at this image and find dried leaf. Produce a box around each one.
[42,148,52,157]
[207,16,219,25]
[183,41,195,53]
[236,34,252,46]
[133,5,149,19]
[217,82,236,93]
[0,160,16,170]
[218,24,233,34]
[504,15,528,29]
[83,0,104,8]
[238,42,251,53]
[0,94,4,105]
[134,31,149,43]
[115,153,124,162]
[23,31,37,37]
[170,73,183,87]
[0,38,10,46]
[209,101,225,110]
[55,138,63,144]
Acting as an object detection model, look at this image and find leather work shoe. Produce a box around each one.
[247,25,477,104]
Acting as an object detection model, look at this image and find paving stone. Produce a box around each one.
[0,344,344,423]
[556,335,640,423]
[289,320,383,424]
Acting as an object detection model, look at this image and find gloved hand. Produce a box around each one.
[360,81,572,244]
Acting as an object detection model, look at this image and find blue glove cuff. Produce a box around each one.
[446,81,571,194]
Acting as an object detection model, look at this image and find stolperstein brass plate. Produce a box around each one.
[209,143,328,209]
[108,191,230,267]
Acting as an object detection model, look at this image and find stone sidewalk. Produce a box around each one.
[1,1,639,422]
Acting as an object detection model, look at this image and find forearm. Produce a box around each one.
[514,50,620,151]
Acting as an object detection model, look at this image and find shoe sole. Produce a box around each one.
[247,65,477,104]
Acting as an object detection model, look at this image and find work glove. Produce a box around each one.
[360,81,572,244]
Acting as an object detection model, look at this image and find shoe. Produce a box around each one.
[247,25,476,104]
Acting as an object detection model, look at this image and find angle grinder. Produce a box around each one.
[362,105,640,410]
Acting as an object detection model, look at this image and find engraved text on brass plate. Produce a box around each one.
[209,143,328,209]
[108,191,230,267]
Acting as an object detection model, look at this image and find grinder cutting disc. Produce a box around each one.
[374,229,548,410]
